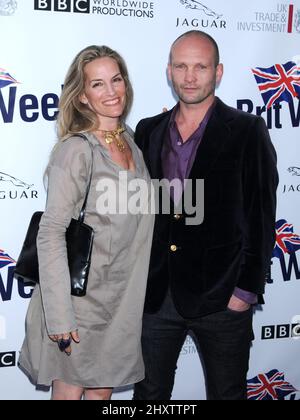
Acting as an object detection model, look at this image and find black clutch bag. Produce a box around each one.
[14,134,94,297]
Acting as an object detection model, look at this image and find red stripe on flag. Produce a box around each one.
[288,4,294,33]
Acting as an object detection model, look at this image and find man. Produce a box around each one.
[133,30,278,400]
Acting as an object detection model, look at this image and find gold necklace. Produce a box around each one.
[102,126,126,153]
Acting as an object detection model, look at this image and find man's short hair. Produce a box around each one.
[169,30,220,67]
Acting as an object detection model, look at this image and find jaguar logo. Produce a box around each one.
[288,167,300,176]
[0,0,17,16]
[180,0,222,19]
[0,172,33,189]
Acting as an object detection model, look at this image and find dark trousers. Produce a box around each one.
[133,290,254,400]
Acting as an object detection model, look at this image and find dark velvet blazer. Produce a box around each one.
[135,98,278,318]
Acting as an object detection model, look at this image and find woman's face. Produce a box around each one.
[80,57,126,123]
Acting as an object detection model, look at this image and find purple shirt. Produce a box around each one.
[161,101,257,305]
[161,102,213,203]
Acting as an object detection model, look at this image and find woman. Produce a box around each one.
[18,45,154,400]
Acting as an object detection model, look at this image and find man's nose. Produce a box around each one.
[184,68,197,83]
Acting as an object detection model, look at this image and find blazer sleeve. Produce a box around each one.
[37,137,91,335]
[237,116,278,294]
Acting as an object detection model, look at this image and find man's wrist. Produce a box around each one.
[233,287,258,305]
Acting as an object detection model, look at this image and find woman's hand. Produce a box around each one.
[49,330,80,355]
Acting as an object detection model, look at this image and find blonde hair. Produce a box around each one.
[56,45,133,140]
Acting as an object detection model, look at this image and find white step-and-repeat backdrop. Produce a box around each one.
[1,0,300,400]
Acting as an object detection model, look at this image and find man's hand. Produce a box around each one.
[49,330,80,355]
[227,294,250,312]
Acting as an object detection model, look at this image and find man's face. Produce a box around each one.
[168,35,223,106]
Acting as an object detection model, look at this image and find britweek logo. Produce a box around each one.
[247,370,299,400]
[0,172,38,200]
[0,248,34,302]
[236,57,300,130]
[252,61,300,110]
[0,68,59,124]
[34,0,154,18]
[176,0,226,30]
[0,0,17,16]
[238,4,300,34]
[267,219,300,283]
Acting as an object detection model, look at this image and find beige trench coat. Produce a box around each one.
[19,130,154,388]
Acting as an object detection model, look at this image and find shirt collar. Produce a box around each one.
[169,98,217,129]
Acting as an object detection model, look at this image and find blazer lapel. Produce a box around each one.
[189,100,231,180]
[148,111,172,179]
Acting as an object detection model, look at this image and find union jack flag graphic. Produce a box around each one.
[247,370,298,400]
[0,68,19,89]
[252,61,300,109]
[0,248,15,269]
[272,219,300,259]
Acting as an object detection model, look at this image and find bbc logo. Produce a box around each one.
[0,352,16,368]
[261,324,300,340]
[34,0,90,13]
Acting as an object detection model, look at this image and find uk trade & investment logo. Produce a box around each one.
[0,172,38,200]
[247,370,299,400]
[0,248,34,302]
[238,4,300,34]
[0,0,17,15]
[34,0,154,18]
[176,0,226,29]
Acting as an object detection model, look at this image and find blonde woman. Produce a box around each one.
[19,45,154,400]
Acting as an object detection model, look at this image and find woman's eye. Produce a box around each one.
[92,82,103,88]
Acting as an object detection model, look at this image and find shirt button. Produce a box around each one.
[177,141,182,146]
[170,245,178,252]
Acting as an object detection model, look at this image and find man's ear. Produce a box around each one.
[216,63,224,87]
[167,64,172,83]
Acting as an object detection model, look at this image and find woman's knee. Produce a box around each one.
[84,387,113,400]
[52,380,83,400]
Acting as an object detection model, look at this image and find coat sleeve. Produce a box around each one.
[37,137,91,335]
[237,116,278,294]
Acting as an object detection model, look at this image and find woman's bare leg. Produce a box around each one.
[84,388,113,400]
[52,380,84,400]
